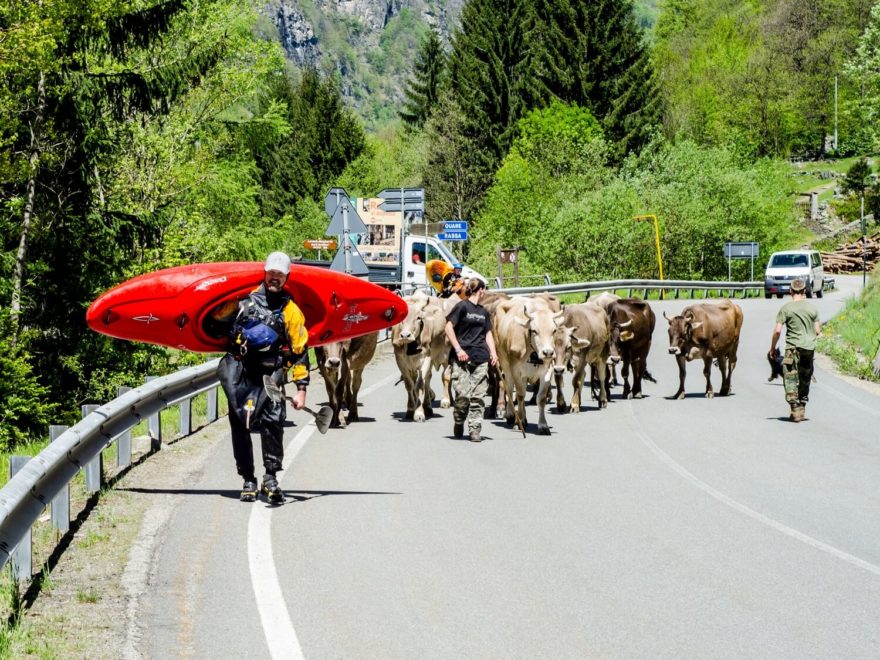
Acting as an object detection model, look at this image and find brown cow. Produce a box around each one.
[314,332,378,427]
[553,303,611,412]
[391,293,450,421]
[664,300,744,399]
[607,298,656,399]
[494,296,565,435]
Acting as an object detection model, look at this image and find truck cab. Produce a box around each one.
[404,235,485,290]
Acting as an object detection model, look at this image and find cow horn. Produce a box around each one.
[618,319,633,328]
[689,321,702,331]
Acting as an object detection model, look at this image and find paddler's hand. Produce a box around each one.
[292,389,306,410]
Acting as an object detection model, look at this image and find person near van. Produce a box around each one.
[216,251,310,502]
[768,277,821,423]
[444,278,499,442]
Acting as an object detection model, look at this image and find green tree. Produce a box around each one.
[844,2,880,152]
[254,69,366,219]
[532,0,660,157]
[447,0,538,175]
[400,29,447,127]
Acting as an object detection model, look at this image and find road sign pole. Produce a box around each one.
[343,204,351,274]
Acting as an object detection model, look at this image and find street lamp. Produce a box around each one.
[633,214,665,297]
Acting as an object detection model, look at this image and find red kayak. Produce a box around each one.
[86,262,406,352]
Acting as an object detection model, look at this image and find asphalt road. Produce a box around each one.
[136,275,880,659]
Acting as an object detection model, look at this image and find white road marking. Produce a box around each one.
[814,379,880,417]
[627,404,880,577]
[249,370,399,659]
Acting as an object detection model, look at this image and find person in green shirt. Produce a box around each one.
[768,278,822,422]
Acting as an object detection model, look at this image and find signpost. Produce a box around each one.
[723,241,759,281]
[377,188,426,270]
[303,239,337,251]
[324,187,368,276]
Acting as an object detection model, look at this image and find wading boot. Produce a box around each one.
[262,475,284,504]
[240,479,258,502]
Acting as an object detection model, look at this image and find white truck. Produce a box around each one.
[306,196,485,293]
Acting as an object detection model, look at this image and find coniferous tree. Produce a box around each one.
[254,69,366,218]
[441,0,539,208]
[400,30,447,127]
[532,0,660,157]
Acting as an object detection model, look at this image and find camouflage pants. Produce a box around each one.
[452,361,489,433]
[782,347,814,408]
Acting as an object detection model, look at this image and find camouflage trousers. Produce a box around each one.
[451,361,489,433]
[782,347,814,408]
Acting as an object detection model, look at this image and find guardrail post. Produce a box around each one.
[81,405,102,493]
[206,386,218,423]
[49,425,70,533]
[116,386,132,468]
[145,376,162,451]
[10,457,32,581]
[179,395,192,437]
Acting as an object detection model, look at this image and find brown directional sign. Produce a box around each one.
[303,239,338,251]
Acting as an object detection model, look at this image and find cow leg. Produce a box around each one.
[555,371,567,413]
[621,358,632,398]
[593,360,608,409]
[440,363,452,408]
[570,364,584,413]
[673,355,687,399]
[725,347,738,396]
[703,357,714,398]
[415,358,432,422]
[487,367,499,419]
[717,355,730,396]
[536,370,552,435]
[503,371,517,426]
[333,372,348,427]
[631,357,644,399]
[348,368,364,422]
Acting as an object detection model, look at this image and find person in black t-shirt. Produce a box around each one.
[444,279,498,442]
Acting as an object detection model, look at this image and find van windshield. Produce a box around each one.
[770,254,808,268]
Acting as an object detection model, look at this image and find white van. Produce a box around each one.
[764,250,825,299]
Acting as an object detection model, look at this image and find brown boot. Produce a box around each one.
[469,430,483,443]
[791,406,805,422]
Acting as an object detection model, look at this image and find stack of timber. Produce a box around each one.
[821,231,880,273]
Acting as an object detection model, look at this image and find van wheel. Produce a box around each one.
[816,282,823,298]
[776,293,783,299]
[764,292,771,299]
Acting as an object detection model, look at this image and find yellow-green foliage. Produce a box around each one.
[819,273,880,380]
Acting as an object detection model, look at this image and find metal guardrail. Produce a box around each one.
[493,278,764,298]
[0,359,222,572]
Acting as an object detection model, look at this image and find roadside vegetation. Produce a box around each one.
[819,272,880,382]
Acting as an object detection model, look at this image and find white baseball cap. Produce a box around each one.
[264,251,291,274]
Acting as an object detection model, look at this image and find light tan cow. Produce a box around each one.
[553,303,611,412]
[494,296,565,435]
[314,332,378,428]
[391,293,451,422]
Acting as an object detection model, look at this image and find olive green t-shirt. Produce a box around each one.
[776,300,819,350]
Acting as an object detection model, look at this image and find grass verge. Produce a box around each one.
[818,271,880,381]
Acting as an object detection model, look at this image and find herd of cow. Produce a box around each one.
[313,290,744,435]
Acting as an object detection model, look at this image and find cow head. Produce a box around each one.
[319,339,352,373]
[664,311,702,355]
[522,305,565,362]
[551,325,578,374]
[608,316,633,363]
[392,294,430,348]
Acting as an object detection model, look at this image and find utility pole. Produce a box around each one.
[834,75,838,152]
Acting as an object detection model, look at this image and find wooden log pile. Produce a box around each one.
[821,231,880,273]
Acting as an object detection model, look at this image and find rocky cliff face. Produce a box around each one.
[261,0,462,125]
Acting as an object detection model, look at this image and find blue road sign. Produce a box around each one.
[443,220,468,232]
[438,231,468,241]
